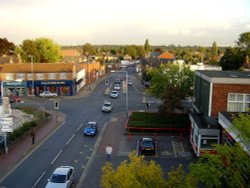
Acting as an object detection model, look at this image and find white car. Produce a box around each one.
[102,101,113,112]
[110,90,119,98]
[114,84,121,90]
[46,166,74,188]
[40,91,58,97]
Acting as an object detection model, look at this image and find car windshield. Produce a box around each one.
[142,140,154,147]
[104,103,111,107]
[50,174,67,183]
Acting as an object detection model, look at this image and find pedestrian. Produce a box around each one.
[146,102,150,109]
[30,130,36,144]
[105,144,113,161]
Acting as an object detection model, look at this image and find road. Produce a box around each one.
[0,68,154,188]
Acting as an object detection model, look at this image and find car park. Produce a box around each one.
[83,121,98,136]
[102,101,113,112]
[110,90,119,98]
[45,166,74,188]
[40,91,58,97]
[114,84,121,90]
[139,138,156,155]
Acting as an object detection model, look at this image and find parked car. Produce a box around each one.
[114,84,121,90]
[128,80,133,85]
[102,101,113,112]
[115,80,121,84]
[139,138,156,155]
[110,90,119,98]
[46,166,74,188]
[40,91,58,97]
[83,121,98,136]
[9,96,22,103]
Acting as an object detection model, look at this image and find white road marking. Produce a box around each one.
[66,134,75,145]
[32,171,46,188]
[77,123,83,131]
[51,149,63,164]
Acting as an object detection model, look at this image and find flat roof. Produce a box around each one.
[195,70,250,84]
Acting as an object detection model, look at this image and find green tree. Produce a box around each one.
[101,151,167,188]
[166,164,196,188]
[189,144,250,188]
[21,39,40,62]
[148,64,194,114]
[219,47,244,70]
[211,41,218,57]
[232,113,250,143]
[82,43,97,56]
[237,32,250,49]
[144,38,151,53]
[148,64,194,98]
[35,38,62,63]
[0,38,15,56]
[20,38,62,63]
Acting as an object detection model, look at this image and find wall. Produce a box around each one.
[211,84,250,117]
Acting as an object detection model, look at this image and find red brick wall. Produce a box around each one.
[211,84,250,117]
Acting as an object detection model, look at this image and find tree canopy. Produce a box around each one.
[101,151,166,188]
[20,37,62,63]
[219,47,244,70]
[188,143,250,188]
[0,38,15,56]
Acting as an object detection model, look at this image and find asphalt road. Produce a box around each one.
[0,68,152,188]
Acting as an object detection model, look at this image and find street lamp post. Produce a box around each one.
[29,55,34,99]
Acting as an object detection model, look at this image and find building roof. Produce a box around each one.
[1,63,77,73]
[61,49,80,57]
[158,51,175,60]
[195,70,250,84]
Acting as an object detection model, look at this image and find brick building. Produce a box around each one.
[190,70,250,156]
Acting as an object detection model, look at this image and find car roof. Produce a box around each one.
[142,138,154,141]
[87,121,97,125]
[53,166,73,175]
[104,101,112,104]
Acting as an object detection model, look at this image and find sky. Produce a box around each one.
[0,0,250,46]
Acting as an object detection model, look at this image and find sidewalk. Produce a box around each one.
[0,110,66,181]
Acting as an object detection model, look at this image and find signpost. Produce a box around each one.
[0,117,13,154]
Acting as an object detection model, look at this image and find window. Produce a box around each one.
[49,73,57,80]
[5,73,14,80]
[60,73,67,79]
[36,74,44,80]
[227,93,250,112]
[200,135,219,149]
[16,73,25,80]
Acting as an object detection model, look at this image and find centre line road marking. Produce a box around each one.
[77,123,83,131]
[66,134,75,145]
[32,171,46,188]
[51,149,63,165]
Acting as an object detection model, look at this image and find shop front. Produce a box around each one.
[27,80,75,96]
[2,81,27,97]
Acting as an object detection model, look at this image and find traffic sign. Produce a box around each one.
[1,125,13,132]
[54,101,59,110]
[0,117,13,125]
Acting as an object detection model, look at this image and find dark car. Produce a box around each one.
[139,138,156,155]
[9,96,22,103]
[83,122,98,136]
